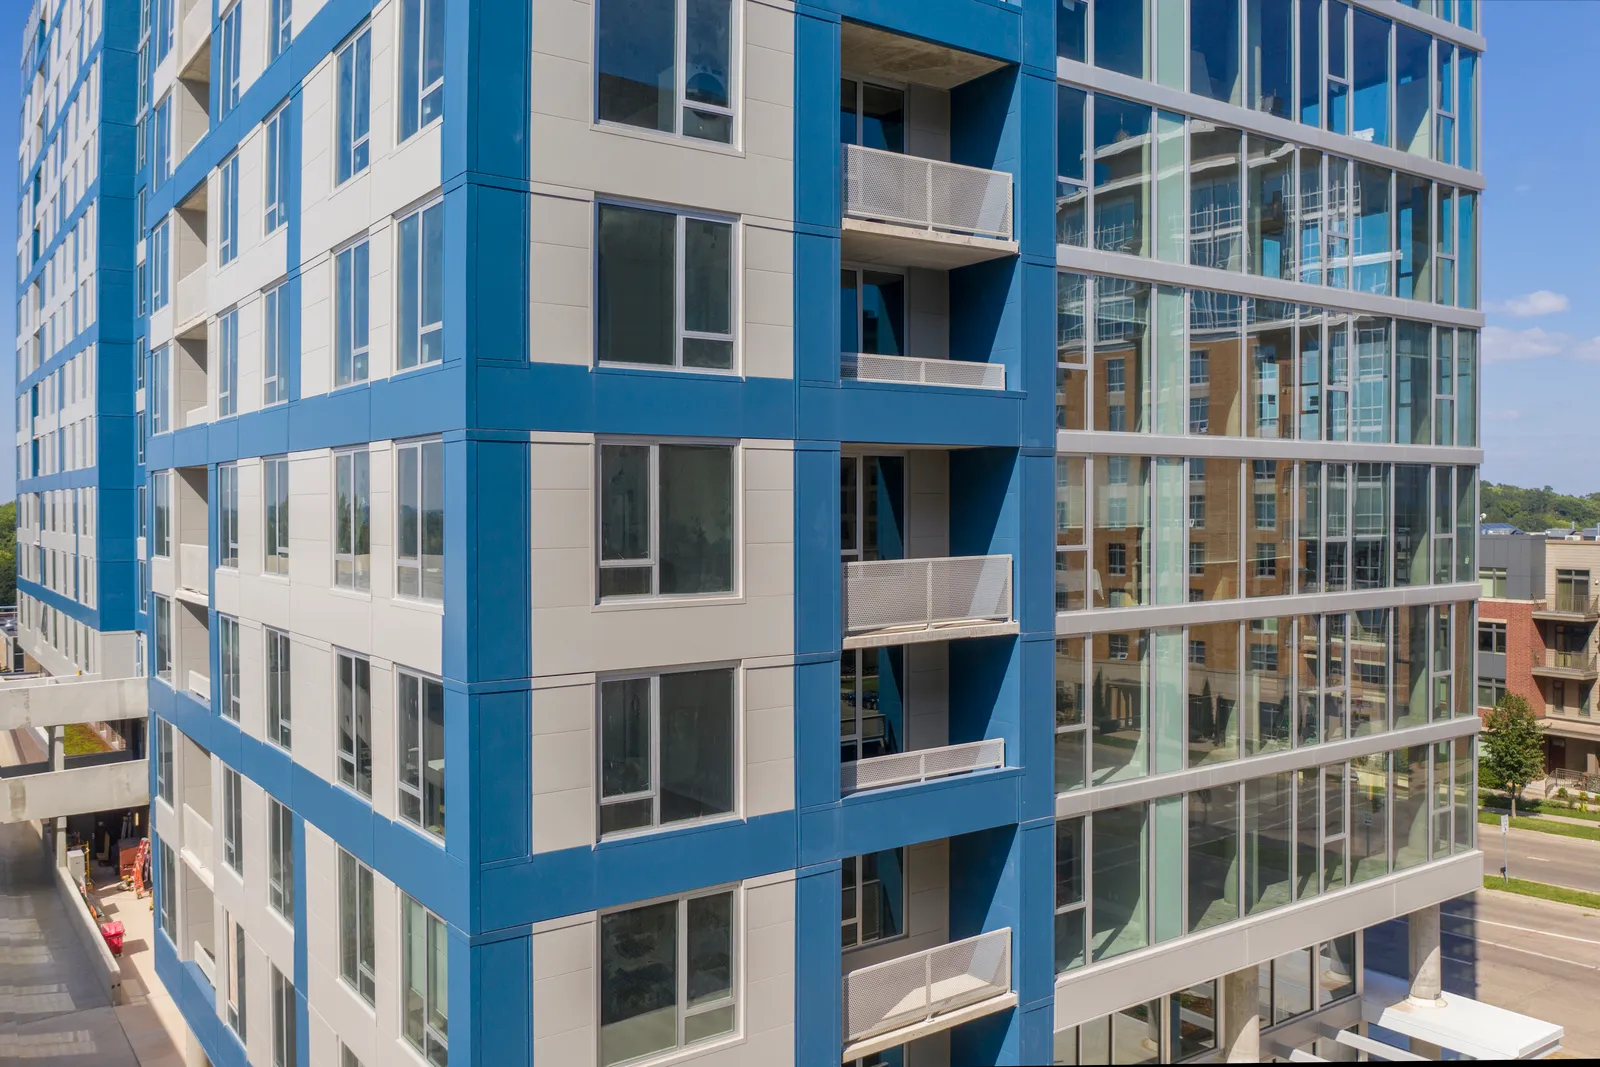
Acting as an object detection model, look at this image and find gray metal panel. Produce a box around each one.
[1477,651,1506,682]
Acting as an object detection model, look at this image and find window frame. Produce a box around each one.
[396,437,445,602]
[399,0,445,142]
[218,462,239,568]
[397,667,446,841]
[334,237,371,388]
[595,438,739,600]
[338,848,377,1005]
[335,26,373,185]
[335,650,373,798]
[263,279,290,405]
[593,0,739,146]
[156,719,174,805]
[268,796,295,920]
[595,665,739,838]
[218,2,242,118]
[226,914,247,1038]
[218,152,241,266]
[222,766,243,874]
[841,848,908,951]
[271,965,297,1067]
[396,197,445,372]
[218,306,240,416]
[333,448,372,591]
[266,627,292,750]
[401,893,449,1065]
[264,104,290,234]
[151,470,171,557]
[153,595,173,684]
[219,614,241,721]
[269,0,293,62]
[263,456,291,576]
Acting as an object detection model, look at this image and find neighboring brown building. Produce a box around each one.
[1477,529,1600,782]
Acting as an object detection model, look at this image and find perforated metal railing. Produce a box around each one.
[841,352,1006,390]
[844,144,1014,240]
[840,739,1006,794]
[843,928,1013,1043]
[843,555,1013,635]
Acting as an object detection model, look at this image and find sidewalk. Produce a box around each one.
[1482,805,1600,828]
[91,862,188,1067]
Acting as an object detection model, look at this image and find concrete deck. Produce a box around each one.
[0,821,187,1067]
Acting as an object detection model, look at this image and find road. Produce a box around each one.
[1486,823,1600,893]
[1367,887,1600,1058]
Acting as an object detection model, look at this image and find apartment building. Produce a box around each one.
[1477,529,1600,785]
[11,0,1563,1064]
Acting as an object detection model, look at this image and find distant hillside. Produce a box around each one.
[1481,482,1600,533]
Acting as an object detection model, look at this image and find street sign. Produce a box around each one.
[1501,814,1509,833]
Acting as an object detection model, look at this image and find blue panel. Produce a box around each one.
[473,689,531,869]
[459,438,529,683]
[793,12,842,234]
[471,933,531,1066]
[797,768,1021,866]
[794,861,843,1067]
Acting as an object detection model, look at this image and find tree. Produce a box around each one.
[0,500,14,607]
[1482,694,1545,816]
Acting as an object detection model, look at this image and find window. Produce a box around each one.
[598,667,735,835]
[334,450,371,590]
[217,463,239,567]
[263,280,290,405]
[154,596,173,683]
[402,895,449,1066]
[1054,816,1085,972]
[1108,633,1130,660]
[342,1047,364,1067]
[153,94,171,187]
[150,219,169,309]
[156,720,174,805]
[1107,541,1127,576]
[218,307,239,416]
[397,200,444,369]
[597,203,734,371]
[268,797,294,919]
[218,3,241,118]
[264,456,290,575]
[400,0,444,139]
[219,615,241,720]
[271,967,296,1067]
[334,240,370,386]
[222,767,242,874]
[398,669,446,839]
[158,841,176,941]
[599,889,735,1067]
[227,916,247,1038]
[596,0,733,144]
[338,850,376,1004]
[335,29,372,183]
[1477,677,1505,709]
[219,153,240,265]
[269,0,292,61]
[598,441,734,598]
[1478,566,1506,598]
[152,471,170,556]
[1188,639,1207,665]
[396,439,444,600]
[841,849,905,949]
[1478,621,1506,654]
[266,628,292,749]
[336,652,372,797]
[264,106,289,233]
[151,343,171,432]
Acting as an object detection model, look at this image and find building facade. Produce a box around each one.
[1477,530,1600,782]
[14,0,1540,1064]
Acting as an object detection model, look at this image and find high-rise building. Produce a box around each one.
[11,0,1565,1063]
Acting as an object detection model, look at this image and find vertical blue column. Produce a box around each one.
[796,861,844,1065]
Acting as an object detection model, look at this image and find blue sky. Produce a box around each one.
[0,4,1584,500]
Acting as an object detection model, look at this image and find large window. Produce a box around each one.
[218,307,239,416]
[263,281,290,405]
[397,439,444,600]
[599,889,735,1067]
[1054,816,1085,972]
[334,450,371,590]
[398,200,444,370]
[151,343,171,432]
[152,471,171,556]
[267,628,292,749]
[218,3,242,118]
[153,596,173,683]
[264,105,289,234]
[334,239,370,386]
[264,456,290,575]
[1478,620,1506,654]
[218,153,240,265]
[338,849,376,1005]
[227,917,247,1038]
[402,894,449,1066]
[598,441,734,598]
[269,0,292,61]
[596,0,734,144]
[597,203,734,371]
[219,615,241,721]
[156,720,174,805]
[842,849,905,949]
[268,797,294,919]
[153,95,171,188]
[400,0,444,139]
[336,652,372,798]
[398,669,446,840]
[222,766,242,874]
[599,668,734,835]
[335,28,372,184]
[218,463,239,567]
[150,218,170,308]
[271,966,297,1067]
[158,841,177,940]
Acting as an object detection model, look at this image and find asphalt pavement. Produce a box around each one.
[1484,822,1600,893]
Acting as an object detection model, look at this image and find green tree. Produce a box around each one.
[1482,693,1545,816]
[0,500,14,607]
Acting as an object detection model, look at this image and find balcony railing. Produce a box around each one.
[1539,649,1599,673]
[174,268,207,327]
[844,556,1013,636]
[842,352,1005,391]
[178,0,211,73]
[183,402,213,428]
[193,943,216,986]
[841,739,1006,794]
[181,803,212,875]
[178,543,209,597]
[1545,591,1600,616]
[188,670,210,701]
[843,928,1012,1044]
[844,143,1013,240]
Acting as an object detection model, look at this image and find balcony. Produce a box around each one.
[842,928,1014,1055]
[842,144,1016,270]
[180,803,213,885]
[841,739,1005,795]
[174,269,208,335]
[842,352,1005,391]
[177,0,210,77]
[187,670,211,702]
[176,543,209,603]
[1533,593,1600,622]
[1531,649,1599,681]
[193,942,217,987]
[843,555,1015,647]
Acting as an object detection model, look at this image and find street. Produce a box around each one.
[1367,888,1600,1058]
[1488,823,1600,893]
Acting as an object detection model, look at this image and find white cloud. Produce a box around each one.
[1481,325,1600,364]
[1489,290,1570,317]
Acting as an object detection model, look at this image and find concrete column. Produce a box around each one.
[48,726,66,867]
[1409,904,1444,1004]
[1220,967,1261,1063]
